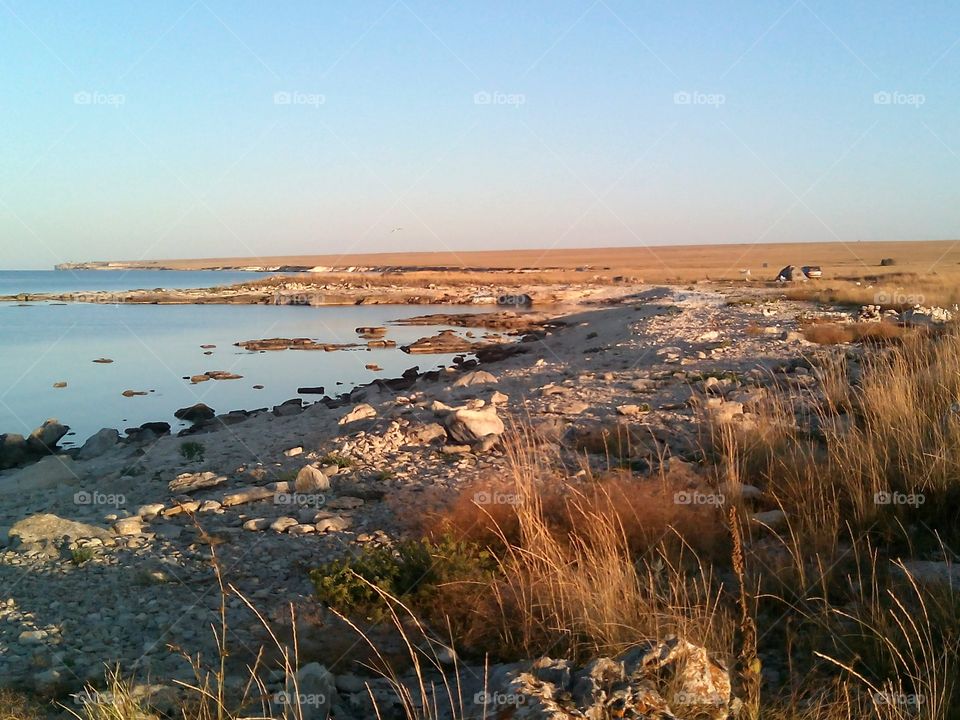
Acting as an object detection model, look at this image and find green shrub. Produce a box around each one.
[71,547,95,565]
[180,441,205,463]
[310,535,495,621]
[319,452,354,468]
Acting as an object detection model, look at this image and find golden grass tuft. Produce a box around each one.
[784,274,960,309]
[801,321,906,345]
[0,690,46,720]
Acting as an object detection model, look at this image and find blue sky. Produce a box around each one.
[1,0,958,269]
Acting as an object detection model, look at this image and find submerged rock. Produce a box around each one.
[174,403,216,423]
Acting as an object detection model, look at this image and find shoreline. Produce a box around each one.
[0,278,630,307]
[0,302,568,458]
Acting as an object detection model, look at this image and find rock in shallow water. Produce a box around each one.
[174,403,216,423]
[27,419,69,453]
[77,428,119,459]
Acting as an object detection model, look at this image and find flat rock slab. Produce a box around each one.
[0,455,79,497]
[168,471,228,494]
[8,513,111,555]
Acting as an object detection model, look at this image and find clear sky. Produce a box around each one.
[1,0,958,269]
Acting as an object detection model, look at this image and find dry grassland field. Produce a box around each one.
[58,239,960,278]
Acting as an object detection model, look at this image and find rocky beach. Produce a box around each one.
[3,276,956,718]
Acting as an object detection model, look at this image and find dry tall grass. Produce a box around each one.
[484,472,733,662]
[414,426,734,661]
[783,272,960,309]
[714,326,960,546]
[710,327,960,717]
[801,321,906,345]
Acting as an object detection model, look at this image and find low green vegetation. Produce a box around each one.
[179,441,206,463]
[70,547,95,565]
[319,452,355,468]
[310,535,495,622]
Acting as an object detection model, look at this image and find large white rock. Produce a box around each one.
[453,370,497,388]
[295,465,331,493]
[444,404,505,444]
[338,403,377,425]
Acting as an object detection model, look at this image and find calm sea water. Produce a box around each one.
[0,272,479,445]
[0,269,278,295]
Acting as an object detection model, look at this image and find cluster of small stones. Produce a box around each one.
[0,387,519,696]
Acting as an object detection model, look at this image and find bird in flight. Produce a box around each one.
[391,226,403,233]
